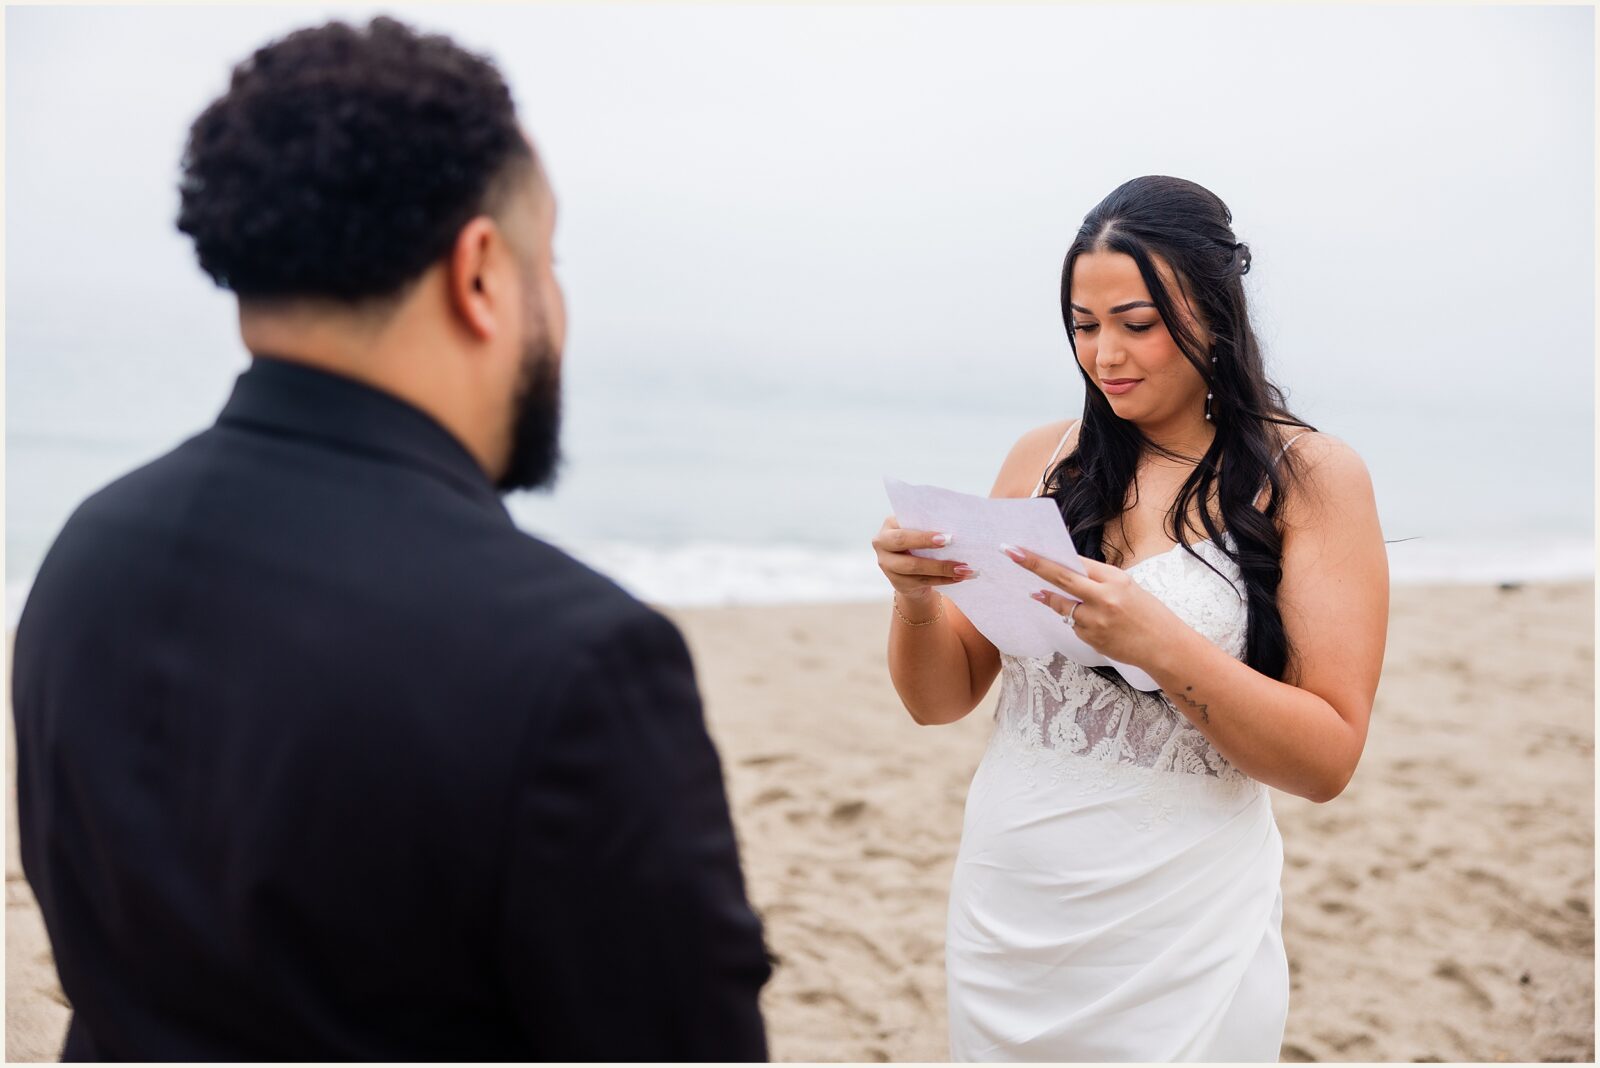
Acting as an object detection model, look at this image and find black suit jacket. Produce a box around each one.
[13,357,771,1061]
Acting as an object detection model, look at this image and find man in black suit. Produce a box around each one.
[12,17,770,1061]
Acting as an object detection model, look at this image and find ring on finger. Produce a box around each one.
[1064,600,1081,629]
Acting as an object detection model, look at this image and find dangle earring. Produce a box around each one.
[1205,354,1218,421]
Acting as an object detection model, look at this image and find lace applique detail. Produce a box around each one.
[988,538,1262,829]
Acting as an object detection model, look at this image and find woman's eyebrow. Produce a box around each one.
[1070,300,1158,315]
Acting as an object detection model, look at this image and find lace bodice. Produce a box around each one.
[987,534,1263,823]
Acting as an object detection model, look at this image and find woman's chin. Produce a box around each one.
[1102,395,1145,421]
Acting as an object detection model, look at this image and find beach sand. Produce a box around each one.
[6,582,1595,1061]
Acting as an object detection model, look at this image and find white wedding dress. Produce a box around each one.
[945,531,1289,1061]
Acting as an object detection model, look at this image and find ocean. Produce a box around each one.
[6,303,1594,627]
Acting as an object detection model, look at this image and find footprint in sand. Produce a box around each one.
[1317,1031,1377,1057]
[829,799,868,824]
[1432,958,1494,1010]
[741,753,797,767]
[793,987,882,1026]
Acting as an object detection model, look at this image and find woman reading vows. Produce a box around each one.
[872,176,1388,1061]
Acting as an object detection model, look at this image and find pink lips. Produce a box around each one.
[1101,379,1141,396]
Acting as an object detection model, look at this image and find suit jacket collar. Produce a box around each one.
[217,355,510,518]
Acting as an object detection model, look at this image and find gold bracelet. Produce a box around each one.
[893,592,944,627]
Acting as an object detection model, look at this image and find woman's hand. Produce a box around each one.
[1000,544,1188,667]
[873,516,975,606]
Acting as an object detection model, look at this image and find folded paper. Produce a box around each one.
[883,477,1160,691]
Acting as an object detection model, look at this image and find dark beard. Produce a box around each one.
[495,333,562,494]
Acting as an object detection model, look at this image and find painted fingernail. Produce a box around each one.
[999,543,1026,562]
[953,565,976,578]
[933,533,953,547]
[1030,591,1050,603]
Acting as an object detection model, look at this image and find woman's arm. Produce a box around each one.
[884,567,994,726]
[1014,434,1388,801]
[882,420,1076,725]
[1146,434,1388,800]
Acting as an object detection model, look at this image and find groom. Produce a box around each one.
[12,17,770,1061]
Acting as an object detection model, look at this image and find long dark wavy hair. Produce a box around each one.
[1043,175,1314,683]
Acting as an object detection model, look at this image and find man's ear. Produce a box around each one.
[447,217,502,341]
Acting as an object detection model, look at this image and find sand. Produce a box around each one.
[6,582,1595,1062]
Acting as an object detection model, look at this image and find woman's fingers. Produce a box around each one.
[999,543,1087,594]
[876,526,952,554]
[1078,558,1123,583]
[874,517,969,594]
[884,553,971,580]
[1029,588,1081,617]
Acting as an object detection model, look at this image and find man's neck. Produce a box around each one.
[237,301,499,480]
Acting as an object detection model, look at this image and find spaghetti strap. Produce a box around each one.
[1274,430,1310,467]
[1030,421,1079,498]
[1254,429,1311,509]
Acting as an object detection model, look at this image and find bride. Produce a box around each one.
[872,175,1388,1061]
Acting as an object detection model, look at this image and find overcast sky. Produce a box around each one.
[5,3,1594,563]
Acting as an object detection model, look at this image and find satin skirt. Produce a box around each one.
[945,739,1288,1062]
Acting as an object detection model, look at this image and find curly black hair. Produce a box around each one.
[177,17,534,303]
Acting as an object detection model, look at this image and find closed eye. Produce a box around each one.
[1072,321,1157,335]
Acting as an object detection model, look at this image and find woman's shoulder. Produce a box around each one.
[1274,427,1376,521]
[1278,426,1367,474]
[991,418,1079,497]
[1013,418,1079,458]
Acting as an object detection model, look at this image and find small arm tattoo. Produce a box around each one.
[1173,684,1210,724]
